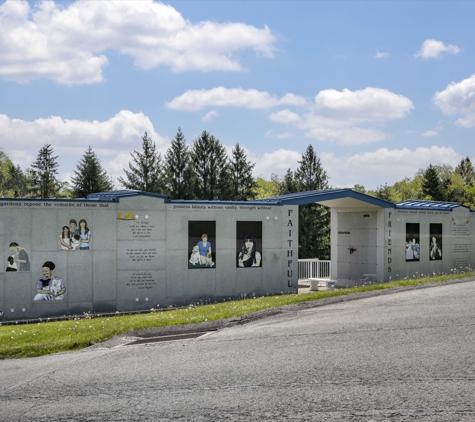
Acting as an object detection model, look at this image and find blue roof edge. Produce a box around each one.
[257,189,396,208]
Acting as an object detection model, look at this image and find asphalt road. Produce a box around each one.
[1,280,474,421]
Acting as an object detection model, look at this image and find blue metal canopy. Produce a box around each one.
[395,200,469,211]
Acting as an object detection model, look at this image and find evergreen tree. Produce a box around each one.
[229,143,256,200]
[5,164,28,198]
[374,183,394,201]
[295,145,331,260]
[421,164,444,200]
[280,168,299,195]
[30,144,60,198]
[191,131,231,200]
[164,128,195,199]
[71,146,113,198]
[118,132,164,193]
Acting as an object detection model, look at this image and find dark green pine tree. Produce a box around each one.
[71,146,113,198]
[30,144,60,198]
[422,164,444,201]
[229,143,256,200]
[191,131,231,200]
[295,144,331,260]
[164,128,195,199]
[280,168,299,195]
[6,164,28,198]
[118,132,164,193]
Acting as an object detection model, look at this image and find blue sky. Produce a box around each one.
[1,0,474,190]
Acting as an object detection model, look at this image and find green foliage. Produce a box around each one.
[118,132,164,193]
[71,146,113,198]
[0,151,14,197]
[294,145,331,260]
[252,174,281,199]
[281,168,298,195]
[352,184,366,194]
[30,144,60,198]
[422,164,445,201]
[191,131,231,200]
[164,127,195,199]
[229,143,256,200]
[5,164,28,198]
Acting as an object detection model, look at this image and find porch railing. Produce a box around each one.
[298,259,331,280]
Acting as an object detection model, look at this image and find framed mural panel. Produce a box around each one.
[405,223,420,262]
[34,261,66,302]
[430,223,442,261]
[59,218,92,250]
[6,242,30,272]
[236,221,262,268]
[188,221,216,268]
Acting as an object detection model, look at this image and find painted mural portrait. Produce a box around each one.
[59,218,91,250]
[34,261,66,301]
[405,223,420,262]
[236,222,262,268]
[188,221,216,268]
[8,242,30,271]
[430,223,442,261]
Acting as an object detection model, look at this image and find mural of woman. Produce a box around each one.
[238,235,261,267]
[9,242,30,271]
[59,225,72,250]
[197,234,212,265]
[34,261,66,301]
[430,235,442,260]
[78,219,91,250]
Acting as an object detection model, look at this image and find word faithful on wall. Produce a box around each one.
[287,208,294,287]
[387,211,392,273]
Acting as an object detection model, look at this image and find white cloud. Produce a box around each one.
[166,87,306,111]
[433,74,475,127]
[415,39,460,59]
[202,110,218,122]
[0,111,167,181]
[264,130,295,139]
[248,149,301,176]
[0,0,277,84]
[374,51,388,59]
[269,109,301,124]
[321,146,462,189]
[270,87,413,145]
[422,130,438,137]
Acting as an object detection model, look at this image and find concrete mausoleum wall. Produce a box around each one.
[0,193,298,321]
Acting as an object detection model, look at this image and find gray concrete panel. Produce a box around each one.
[116,270,166,303]
[235,266,263,297]
[215,249,237,297]
[3,209,31,237]
[188,266,217,303]
[91,209,117,250]
[66,252,93,303]
[166,249,189,299]
[165,212,189,250]
[92,250,117,302]
[216,213,237,250]
[120,196,166,211]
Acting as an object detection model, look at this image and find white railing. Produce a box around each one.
[298,259,331,280]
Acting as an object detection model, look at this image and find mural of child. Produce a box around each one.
[9,242,30,271]
[34,261,66,301]
[197,234,212,265]
[237,235,261,267]
[69,219,79,237]
[6,256,17,271]
[78,219,91,250]
[71,234,81,250]
[59,225,72,250]
[430,235,442,260]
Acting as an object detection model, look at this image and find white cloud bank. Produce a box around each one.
[415,39,460,59]
[0,111,167,180]
[166,87,306,111]
[321,146,462,189]
[273,87,414,145]
[0,0,276,84]
[433,74,475,127]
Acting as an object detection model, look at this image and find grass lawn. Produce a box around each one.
[1,273,474,359]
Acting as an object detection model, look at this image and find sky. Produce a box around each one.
[0,0,474,191]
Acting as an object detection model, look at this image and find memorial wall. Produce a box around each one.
[0,193,299,321]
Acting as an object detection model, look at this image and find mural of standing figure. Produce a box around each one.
[59,225,72,250]
[34,261,66,301]
[9,242,30,271]
[78,219,91,250]
[237,235,261,267]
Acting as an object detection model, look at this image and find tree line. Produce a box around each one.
[0,129,331,259]
[361,158,475,207]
